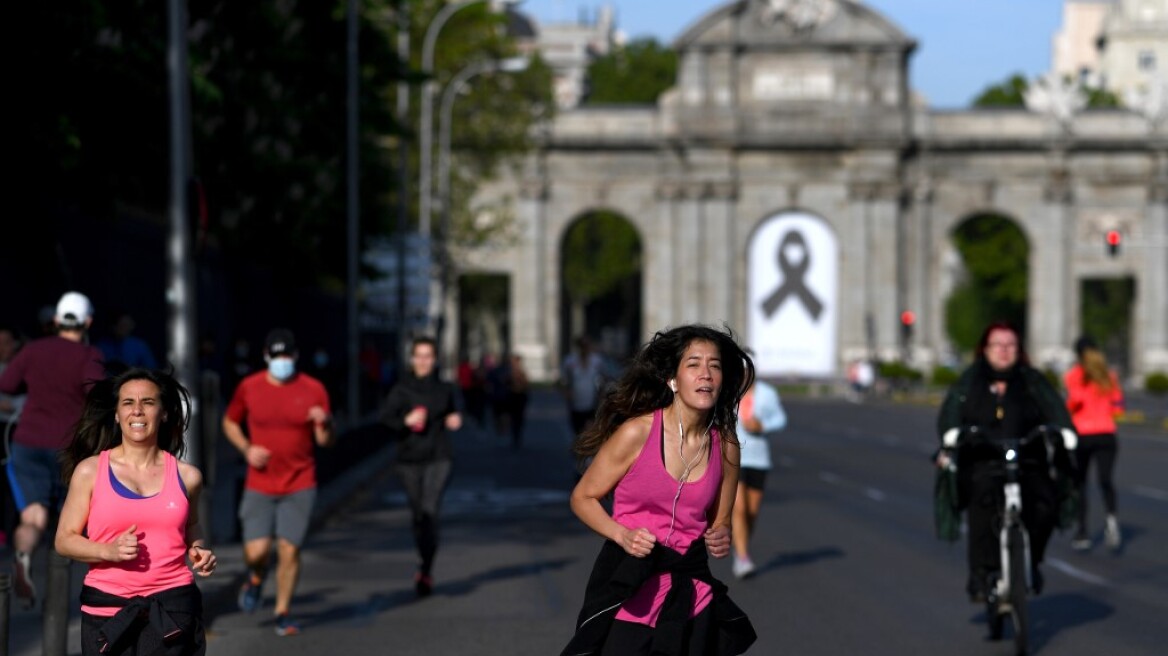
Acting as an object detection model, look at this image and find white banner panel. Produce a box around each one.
[748,212,838,377]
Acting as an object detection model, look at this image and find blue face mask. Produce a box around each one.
[268,357,295,381]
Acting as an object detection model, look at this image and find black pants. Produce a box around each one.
[966,462,1057,576]
[569,408,596,437]
[394,459,452,576]
[1074,433,1119,529]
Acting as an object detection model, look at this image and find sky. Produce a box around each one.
[519,0,1068,109]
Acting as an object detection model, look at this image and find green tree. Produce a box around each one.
[944,215,1029,354]
[562,212,641,337]
[972,73,1029,107]
[585,37,677,104]
[972,72,1123,108]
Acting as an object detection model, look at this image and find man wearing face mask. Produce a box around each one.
[222,328,334,637]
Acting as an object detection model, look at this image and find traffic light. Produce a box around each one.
[900,310,916,343]
[1105,230,1121,257]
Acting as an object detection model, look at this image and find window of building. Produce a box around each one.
[1137,50,1156,71]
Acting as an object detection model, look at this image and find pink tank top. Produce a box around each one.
[612,408,721,626]
[82,450,194,616]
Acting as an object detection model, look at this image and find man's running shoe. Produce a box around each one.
[414,571,433,598]
[1104,515,1122,550]
[1030,564,1044,595]
[274,613,301,637]
[732,554,756,580]
[237,576,263,613]
[13,551,36,609]
[1071,530,1092,551]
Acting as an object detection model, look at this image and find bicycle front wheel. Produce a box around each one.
[1007,525,1029,655]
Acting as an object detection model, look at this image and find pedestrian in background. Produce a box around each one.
[1064,336,1125,551]
[96,312,158,369]
[0,291,105,608]
[381,335,462,597]
[0,324,28,548]
[562,324,756,655]
[731,364,787,580]
[559,335,612,437]
[222,328,334,636]
[457,355,486,429]
[55,367,216,655]
[505,353,530,449]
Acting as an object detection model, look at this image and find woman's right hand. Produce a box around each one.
[620,527,656,558]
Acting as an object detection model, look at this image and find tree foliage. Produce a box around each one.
[944,215,1029,354]
[972,72,1123,108]
[562,211,641,303]
[585,37,677,104]
[18,0,551,297]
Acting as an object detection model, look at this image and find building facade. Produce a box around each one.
[456,0,1167,386]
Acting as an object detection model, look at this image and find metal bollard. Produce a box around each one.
[42,550,71,656]
[1,571,11,656]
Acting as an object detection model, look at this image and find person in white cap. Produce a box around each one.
[0,291,105,608]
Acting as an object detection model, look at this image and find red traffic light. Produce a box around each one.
[1106,230,1121,257]
[900,310,916,326]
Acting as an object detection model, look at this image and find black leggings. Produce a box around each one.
[1074,433,1119,527]
[394,459,452,576]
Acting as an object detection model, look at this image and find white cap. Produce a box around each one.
[55,291,94,327]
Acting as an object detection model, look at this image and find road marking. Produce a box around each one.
[1131,485,1168,502]
[1047,557,1109,586]
[382,488,570,515]
[865,487,886,501]
[819,471,841,484]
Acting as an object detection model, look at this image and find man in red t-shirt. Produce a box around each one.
[222,328,334,636]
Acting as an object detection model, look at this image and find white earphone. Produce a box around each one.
[669,379,677,392]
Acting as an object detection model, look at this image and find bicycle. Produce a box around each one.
[947,424,1058,656]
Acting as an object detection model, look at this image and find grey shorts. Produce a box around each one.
[238,487,316,547]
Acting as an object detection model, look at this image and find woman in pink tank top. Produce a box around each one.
[563,324,757,655]
[55,367,217,656]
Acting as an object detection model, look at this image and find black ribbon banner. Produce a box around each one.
[760,229,824,321]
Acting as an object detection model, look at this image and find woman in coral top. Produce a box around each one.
[1063,336,1125,552]
[55,367,217,655]
[562,324,756,655]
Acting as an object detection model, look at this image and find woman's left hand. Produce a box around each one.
[188,545,217,577]
[703,525,731,559]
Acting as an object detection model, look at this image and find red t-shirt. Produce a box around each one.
[225,371,330,495]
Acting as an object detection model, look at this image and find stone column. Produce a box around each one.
[650,181,686,333]
[700,180,739,328]
[1139,171,1168,375]
[514,176,552,381]
[1030,164,1073,367]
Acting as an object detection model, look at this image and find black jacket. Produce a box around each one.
[381,373,458,463]
[562,539,756,656]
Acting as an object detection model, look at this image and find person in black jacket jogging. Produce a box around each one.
[381,336,462,597]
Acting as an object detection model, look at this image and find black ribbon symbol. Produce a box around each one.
[761,230,823,321]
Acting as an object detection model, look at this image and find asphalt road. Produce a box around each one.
[7,389,1167,655]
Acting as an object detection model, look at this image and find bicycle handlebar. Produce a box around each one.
[953,424,1058,450]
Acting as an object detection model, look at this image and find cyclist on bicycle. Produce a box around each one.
[936,321,1077,602]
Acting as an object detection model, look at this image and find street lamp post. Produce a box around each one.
[433,56,529,355]
[419,0,523,239]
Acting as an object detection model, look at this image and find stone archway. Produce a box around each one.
[944,213,1030,356]
[559,210,643,362]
